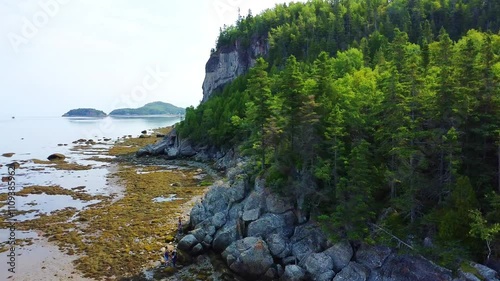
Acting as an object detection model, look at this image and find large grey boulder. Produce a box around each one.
[179,139,196,156]
[204,184,230,215]
[222,237,274,278]
[211,212,227,229]
[212,221,238,253]
[190,203,208,227]
[228,177,247,203]
[266,233,291,259]
[178,234,199,253]
[242,208,261,222]
[281,265,306,281]
[316,271,336,281]
[247,211,296,239]
[323,240,353,272]
[265,192,294,214]
[303,252,334,280]
[355,244,392,270]
[373,254,453,281]
[333,262,369,281]
[136,140,169,157]
[291,223,328,262]
[244,190,266,212]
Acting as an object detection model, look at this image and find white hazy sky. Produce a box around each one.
[0,0,301,117]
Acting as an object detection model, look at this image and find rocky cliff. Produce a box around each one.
[202,37,269,102]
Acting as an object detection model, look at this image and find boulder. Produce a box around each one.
[191,243,204,255]
[204,184,230,215]
[303,252,334,280]
[266,233,291,259]
[323,240,354,272]
[228,177,247,203]
[136,140,170,157]
[211,212,227,229]
[247,212,295,239]
[178,234,199,252]
[374,254,453,281]
[222,237,274,278]
[281,265,306,281]
[242,208,261,222]
[316,270,336,281]
[265,192,294,214]
[244,190,266,212]
[141,130,147,134]
[47,153,65,161]
[333,262,369,281]
[355,244,392,270]
[165,146,179,158]
[190,203,208,227]
[191,219,217,242]
[212,222,238,253]
[291,223,328,262]
[179,139,197,157]
[5,162,20,169]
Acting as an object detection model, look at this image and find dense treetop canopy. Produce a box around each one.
[178,0,500,268]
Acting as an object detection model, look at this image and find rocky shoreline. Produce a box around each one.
[135,130,500,281]
[175,170,500,281]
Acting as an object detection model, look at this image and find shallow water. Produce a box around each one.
[0,116,182,278]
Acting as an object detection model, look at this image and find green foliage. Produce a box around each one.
[469,209,500,260]
[177,0,500,264]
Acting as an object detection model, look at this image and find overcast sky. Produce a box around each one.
[0,0,300,117]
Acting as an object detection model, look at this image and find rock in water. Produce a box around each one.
[47,153,66,161]
[2,153,15,157]
[6,162,20,169]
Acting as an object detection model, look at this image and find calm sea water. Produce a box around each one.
[0,116,182,279]
[0,116,180,161]
[0,115,180,220]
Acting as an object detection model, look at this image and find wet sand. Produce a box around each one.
[0,231,95,281]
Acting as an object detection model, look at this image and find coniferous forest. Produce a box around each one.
[177,0,500,268]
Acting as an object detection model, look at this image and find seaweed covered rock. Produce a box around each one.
[47,153,66,161]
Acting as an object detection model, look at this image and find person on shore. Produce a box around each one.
[162,247,170,267]
[177,217,183,235]
[171,249,177,268]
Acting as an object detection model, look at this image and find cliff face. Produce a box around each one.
[202,37,269,102]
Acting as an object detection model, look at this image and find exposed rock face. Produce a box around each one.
[202,38,269,102]
[136,128,237,171]
[174,173,487,281]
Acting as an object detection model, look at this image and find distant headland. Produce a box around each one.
[109,101,185,116]
[62,108,107,117]
[62,102,185,117]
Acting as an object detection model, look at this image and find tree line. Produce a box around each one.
[178,0,500,268]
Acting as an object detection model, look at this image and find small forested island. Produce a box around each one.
[109,101,184,116]
[62,108,107,117]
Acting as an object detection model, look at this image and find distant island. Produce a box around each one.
[62,108,107,117]
[109,101,185,116]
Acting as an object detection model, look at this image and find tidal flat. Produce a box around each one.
[0,126,213,280]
